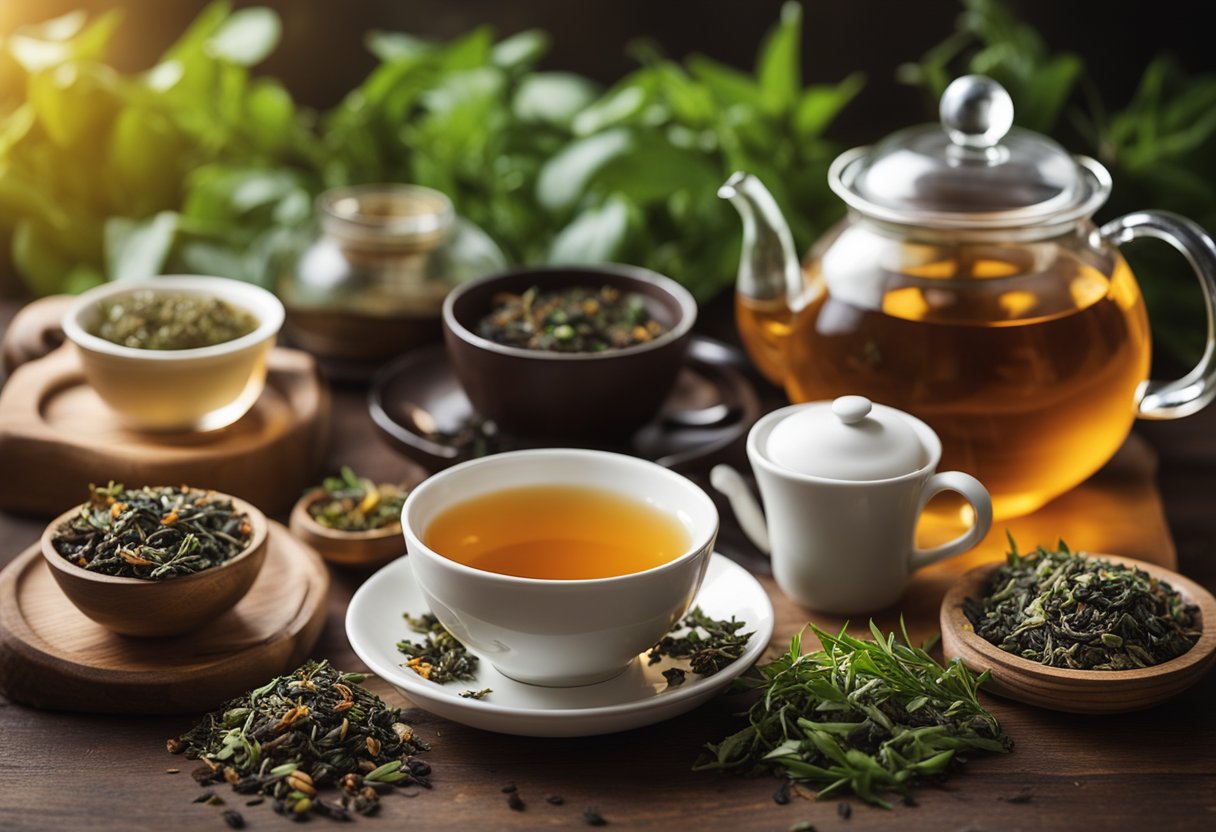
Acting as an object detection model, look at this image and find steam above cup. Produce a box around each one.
[712,396,993,613]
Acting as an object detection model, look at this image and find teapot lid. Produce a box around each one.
[828,75,1111,232]
[763,396,927,481]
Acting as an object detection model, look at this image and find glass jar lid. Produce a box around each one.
[828,75,1111,231]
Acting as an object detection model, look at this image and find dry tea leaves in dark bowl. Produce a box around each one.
[92,291,258,350]
[169,660,431,822]
[52,483,251,580]
[308,466,408,532]
[963,539,1201,670]
[696,622,1011,808]
[478,285,670,353]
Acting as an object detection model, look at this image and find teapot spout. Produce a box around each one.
[719,172,802,308]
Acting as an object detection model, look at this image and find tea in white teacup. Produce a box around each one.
[425,485,688,580]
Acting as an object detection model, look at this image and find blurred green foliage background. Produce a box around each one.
[1,0,1213,361]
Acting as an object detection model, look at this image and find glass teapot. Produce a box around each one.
[722,75,1216,520]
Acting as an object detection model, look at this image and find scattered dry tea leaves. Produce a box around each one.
[169,660,430,822]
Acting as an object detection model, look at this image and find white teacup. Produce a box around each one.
[401,448,719,687]
[62,276,283,431]
[713,398,993,613]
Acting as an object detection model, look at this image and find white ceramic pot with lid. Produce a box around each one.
[712,396,993,613]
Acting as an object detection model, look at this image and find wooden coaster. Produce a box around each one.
[0,521,330,714]
[0,345,330,515]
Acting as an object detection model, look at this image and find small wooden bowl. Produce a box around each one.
[41,493,269,637]
[289,489,405,567]
[941,554,1216,714]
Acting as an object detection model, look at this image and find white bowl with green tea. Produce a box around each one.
[62,276,284,431]
[401,448,719,687]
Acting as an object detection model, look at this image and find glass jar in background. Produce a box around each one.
[279,184,506,364]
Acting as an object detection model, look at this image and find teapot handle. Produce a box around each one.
[909,471,993,571]
[1100,210,1216,419]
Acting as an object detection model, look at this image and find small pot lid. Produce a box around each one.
[828,75,1111,230]
[764,396,926,480]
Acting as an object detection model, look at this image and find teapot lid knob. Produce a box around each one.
[940,75,1014,149]
[832,395,872,425]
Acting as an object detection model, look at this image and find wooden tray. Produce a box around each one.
[0,521,330,714]
[0,345,329,515]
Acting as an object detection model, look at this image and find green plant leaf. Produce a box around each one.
[547,197,631,264]
[105,211,179,281]
[536,128,632,212]
[6,9,123,73]
[491,29,549,70]
[365,30,431,62]
[794,73,865,139]
[28,62,123,148]
[513,72,599,127]
[205,6,280,66]
[756,1,802,111]
[12,219,74,296]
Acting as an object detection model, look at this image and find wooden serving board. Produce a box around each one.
[0,521,330,714]
[0,345,330,515]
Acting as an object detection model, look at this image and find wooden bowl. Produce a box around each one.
[288,489,405,567]
[40,493,269,637]
[941,554,1216,713]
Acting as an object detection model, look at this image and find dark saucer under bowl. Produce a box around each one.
[368,336,760,472]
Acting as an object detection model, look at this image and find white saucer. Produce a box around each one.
[345,553,775,737]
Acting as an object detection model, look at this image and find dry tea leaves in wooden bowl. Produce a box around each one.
[41,483,268,637]
[940,539,1216,713]
[289,467,410,567]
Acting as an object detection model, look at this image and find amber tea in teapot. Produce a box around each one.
[763,242,1149,520]
[724,75,1216,520]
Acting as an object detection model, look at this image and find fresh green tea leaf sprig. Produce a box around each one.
[696,621,1010,808]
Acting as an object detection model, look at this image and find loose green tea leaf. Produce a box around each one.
[52,483,251,579]
[91,290,258,350]
[478,285,669,353]
[308,466,408,532]
[459,688,492,700]
[170,660,430,820]
[963,539,1200,670]
[648,606,754,675]
[696,622,1011,808]
[397,613,480,683]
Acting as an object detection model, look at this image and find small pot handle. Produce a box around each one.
[909,471,992,571]
[1100,210,1216,419]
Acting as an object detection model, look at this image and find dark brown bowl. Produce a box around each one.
[442,265,697,438]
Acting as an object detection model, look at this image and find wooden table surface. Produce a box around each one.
[1,299,1214,832]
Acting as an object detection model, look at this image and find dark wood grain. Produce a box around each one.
[0,299,1214,831]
